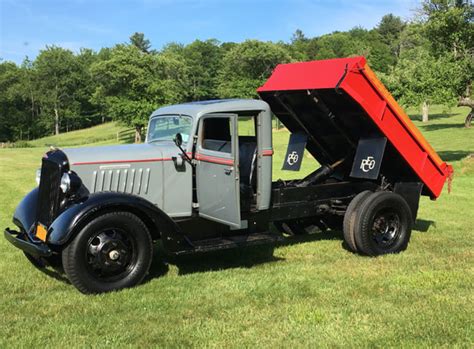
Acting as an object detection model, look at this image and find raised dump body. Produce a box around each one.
[258,56,452,199]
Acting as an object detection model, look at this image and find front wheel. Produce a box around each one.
[62,211,153,294]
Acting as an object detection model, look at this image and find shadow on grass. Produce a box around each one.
[146,220,442,280]
[420,123,466,131]
[168,244,281,276]
[277,228,342,247]
[280,229,359,254]
[414,219,436,233]
[437,150,472,162]
[147,229,344,278]
[24,257,70,284]
[409,112,455,122]
[145,250,171,282]
[36,265,70,284]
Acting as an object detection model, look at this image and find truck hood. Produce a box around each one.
[63,142,181,166]
[61,142,187,209]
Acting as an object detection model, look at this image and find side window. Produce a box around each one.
[238,116,256,137]
[201,117,232,154]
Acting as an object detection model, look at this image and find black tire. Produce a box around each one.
[343,190,372,253]
[353,191,412,256]
[62,211,153,294]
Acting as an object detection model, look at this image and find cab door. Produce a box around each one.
[195,114,241,228]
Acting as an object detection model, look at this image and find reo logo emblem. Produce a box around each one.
[360,156,376,173]
[286,151,299,166]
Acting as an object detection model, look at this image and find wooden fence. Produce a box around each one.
[116,127,147,143]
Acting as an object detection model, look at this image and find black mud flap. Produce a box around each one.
[350,137,387,180]
[282,132,307,171]
[394,182,423,222]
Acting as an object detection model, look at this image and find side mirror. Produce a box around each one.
[174,133,183,147]
[173,132,194,167]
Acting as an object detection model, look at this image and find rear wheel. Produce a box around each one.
[343,190,372,253]
[353,191,412,256]
[62,211,153,294]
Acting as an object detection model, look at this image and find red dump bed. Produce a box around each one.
[258,56,452,199]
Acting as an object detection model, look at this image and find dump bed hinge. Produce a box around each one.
[335,63,349,94]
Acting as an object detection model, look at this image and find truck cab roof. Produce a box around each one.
[151,99,270,119]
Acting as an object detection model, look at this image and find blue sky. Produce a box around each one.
[1,0,419,64]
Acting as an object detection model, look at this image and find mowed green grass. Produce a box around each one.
[0,106,473,347]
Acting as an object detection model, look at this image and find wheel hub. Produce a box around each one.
[87,229,133,277]
[109,250,120,261]
[371,211,401,247]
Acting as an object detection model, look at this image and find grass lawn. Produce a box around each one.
[27,122,128,148]
[0,106,472,347]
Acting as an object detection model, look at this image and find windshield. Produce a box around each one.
[147,115,193,144]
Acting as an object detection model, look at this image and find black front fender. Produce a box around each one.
[13,187,38,233]
[47,192,186,248]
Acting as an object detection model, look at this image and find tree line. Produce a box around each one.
[0,0,472,142]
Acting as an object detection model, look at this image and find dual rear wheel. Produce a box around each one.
[343,191,413,256]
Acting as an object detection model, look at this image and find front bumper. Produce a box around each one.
[4,228,52,257]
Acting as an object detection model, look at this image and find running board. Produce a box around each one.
[176,232,283,255]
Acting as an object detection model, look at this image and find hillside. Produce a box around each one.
[26,122,129,148]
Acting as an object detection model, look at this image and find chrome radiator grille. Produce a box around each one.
[36,157,62,226]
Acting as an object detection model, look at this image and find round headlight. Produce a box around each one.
[35,168,41,185]
[60,173,71,193]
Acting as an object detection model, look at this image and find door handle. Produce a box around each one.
[224,167,233,175]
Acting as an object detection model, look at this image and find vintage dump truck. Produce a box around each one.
[5,57,453,294]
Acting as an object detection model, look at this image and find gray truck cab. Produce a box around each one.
[145,99,273,228]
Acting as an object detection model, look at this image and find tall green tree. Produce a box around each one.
[161,39,223,101]
[387,46,463,122]
[184,39,222,100]
[91,44,186,141]
[314,31,366,59]
[377,14,405,59]
[0,62,23,141]
[72,48,103,128]
[421,0,474,126]
[217,40,292,98]
[288,29,311,60]
[34,46,82,135]
[18,58,43,137]
[129,32,152,53]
